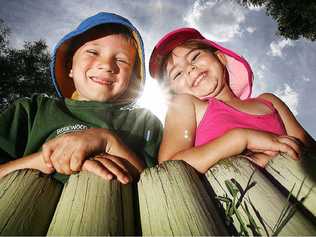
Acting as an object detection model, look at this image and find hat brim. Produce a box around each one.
[51,13,145,99]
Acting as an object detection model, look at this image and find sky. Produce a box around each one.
[0,0,315,138]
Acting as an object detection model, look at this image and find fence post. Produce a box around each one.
[206,156,316,236]
[0,170,62,235]
[138,160,229,236]
[47,171,135,236]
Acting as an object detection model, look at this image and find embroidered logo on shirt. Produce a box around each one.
[56,124,88,136]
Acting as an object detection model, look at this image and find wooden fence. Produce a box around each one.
[0,153,315,236]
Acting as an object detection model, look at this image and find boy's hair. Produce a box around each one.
[65,24,142,101]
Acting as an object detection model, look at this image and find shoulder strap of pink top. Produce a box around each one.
[255,97,275,111]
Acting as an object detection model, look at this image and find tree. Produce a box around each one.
[238,0,316,41]
[0,19,55,111]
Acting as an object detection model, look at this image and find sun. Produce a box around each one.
[137,79,169,124]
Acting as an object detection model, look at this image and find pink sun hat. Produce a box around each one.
[149,27,253,99]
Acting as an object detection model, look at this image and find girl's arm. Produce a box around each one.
[159,95,300,173]
[259,93,316,148]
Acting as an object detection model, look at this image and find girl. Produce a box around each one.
[149,27,315,173]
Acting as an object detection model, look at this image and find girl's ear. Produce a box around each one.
[214,51,227,66]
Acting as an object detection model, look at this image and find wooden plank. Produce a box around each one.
[47,171,135,236]
[138,160,229,236]
[265,152,316,216]
[206,156,316,236]
[0,170,62,235]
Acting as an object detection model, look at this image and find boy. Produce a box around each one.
[0,12,162,184]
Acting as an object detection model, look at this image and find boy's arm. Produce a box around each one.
[42,128,145,177]
[259,93,316,148]
[159,95,300,173]
[0,152,54,178]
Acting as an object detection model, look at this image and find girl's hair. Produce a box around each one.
[160,39,217,90]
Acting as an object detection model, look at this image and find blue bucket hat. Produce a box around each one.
[50,12,145,100]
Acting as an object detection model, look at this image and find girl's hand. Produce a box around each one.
[82,153,134,184]
[245,130,301,161]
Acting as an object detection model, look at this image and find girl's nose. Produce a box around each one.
[186,64,196,85]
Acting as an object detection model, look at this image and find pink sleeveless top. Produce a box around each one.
[195,97,286,146]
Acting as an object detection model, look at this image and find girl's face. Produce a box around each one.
[164,45,227,99]
[69,34,136,102]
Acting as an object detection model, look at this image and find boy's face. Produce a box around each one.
[69,34,136,102]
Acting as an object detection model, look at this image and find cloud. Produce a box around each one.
[267,39,294,57]
[248,4,264,11]
[183,0,247,42]
[302,76,311,82]
[246,26,256,33]
[274,84,298,116]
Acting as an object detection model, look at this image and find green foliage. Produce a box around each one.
[216,170,312,236]
[238,0,316,41]
[0,19,55,111]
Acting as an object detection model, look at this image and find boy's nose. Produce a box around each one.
[97,58,116,73]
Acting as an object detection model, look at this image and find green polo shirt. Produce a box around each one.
[0,94,163,182]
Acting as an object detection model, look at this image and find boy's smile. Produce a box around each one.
[69,34,136,102]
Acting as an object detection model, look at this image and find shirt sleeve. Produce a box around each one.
[0,97,36,163]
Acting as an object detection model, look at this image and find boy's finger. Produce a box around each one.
[70,150,86,172]
[97,154,129,173]
[41,144,54,168]
[94,157,131,184]
[50,149,72,175]
[82,160,113,181]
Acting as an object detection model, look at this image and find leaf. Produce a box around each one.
[231,178,244,194]
[248,198,271,236]
[242,202,261,236]
[225,179,239,198]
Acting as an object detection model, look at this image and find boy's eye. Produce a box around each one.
[86,49,98,55]
[116,58,129,65]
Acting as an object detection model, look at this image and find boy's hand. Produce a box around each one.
[42,128,112,175]
[82,153,133,184]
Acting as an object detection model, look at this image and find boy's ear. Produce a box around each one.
[214,51,227,66]
[69,69,73,78]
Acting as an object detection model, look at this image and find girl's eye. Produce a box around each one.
[173,71,182,80]
[191,52,200,62]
